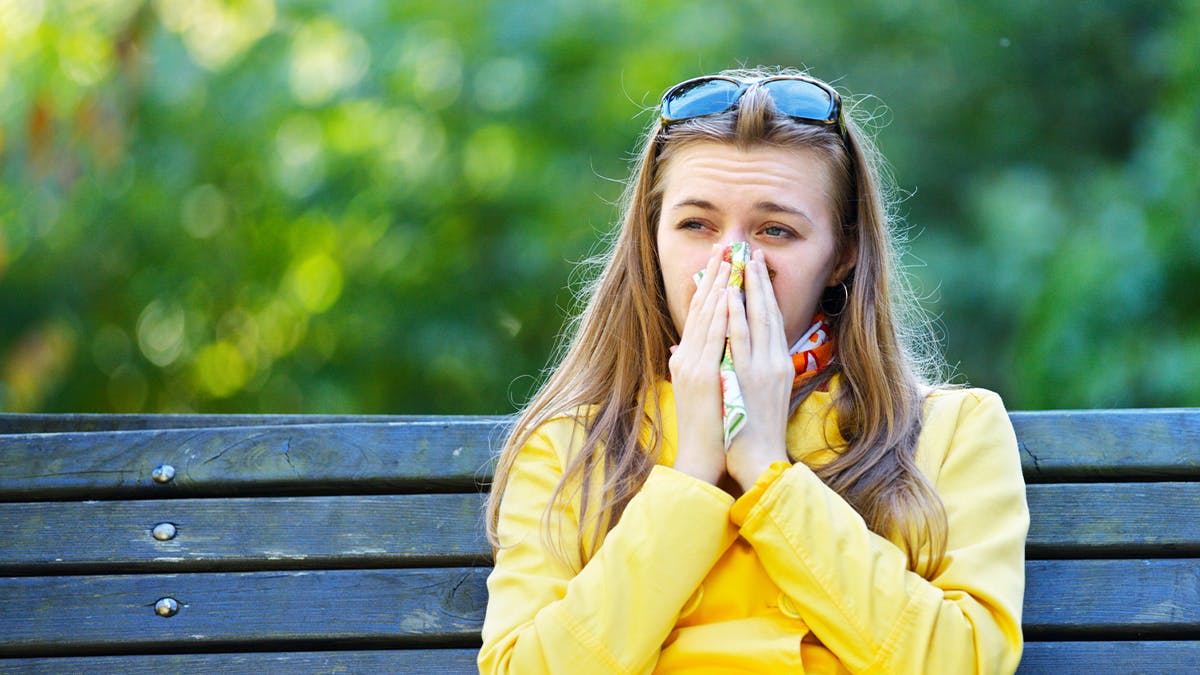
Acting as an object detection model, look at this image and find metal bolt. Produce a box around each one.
[154,597,179,617]
[151,464,176,483]
[152,523,177,541]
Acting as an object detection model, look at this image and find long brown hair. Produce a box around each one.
[487,66,948,577]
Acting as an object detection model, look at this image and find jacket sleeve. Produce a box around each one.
[729,389,1029,674]
[478,418,738,675]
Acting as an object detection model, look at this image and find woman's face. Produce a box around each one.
[656,141,852,345]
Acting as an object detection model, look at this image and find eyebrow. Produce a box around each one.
[671,198,813,223]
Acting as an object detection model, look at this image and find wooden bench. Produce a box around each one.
[1,410,1197,673]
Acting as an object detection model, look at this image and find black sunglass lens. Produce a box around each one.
[663,79,742,121]
[763,80,835,122]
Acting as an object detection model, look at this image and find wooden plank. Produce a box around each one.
[0,421,509,501]
[1023,559,1200,637]
[4,643,1200,675]
[0,414,495,434]
[1025,482,1200,557]
[1019,640,1200,673]
[1,560,1195,656]
[1,409,1198,499]
[0,494,490,574]
[0,649,481,674]
[3,483,1197,574]
[1012,409,1200,481]
[0,568,489,657]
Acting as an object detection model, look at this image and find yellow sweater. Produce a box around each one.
[479,381,1029,673]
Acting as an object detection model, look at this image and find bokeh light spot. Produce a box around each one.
[474,57,531,112]
[193,340,248,398]
[154,0,276,71]
[272,113,325,197]
[463,124,517,195]
[288,18,370,107]
[287,253,343,314]
[180,183,229,238]
[405,34,462,110]
[137,299,187,367]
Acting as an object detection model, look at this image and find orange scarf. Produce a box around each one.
[790,313,834,395]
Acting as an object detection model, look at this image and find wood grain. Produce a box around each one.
[3,484,1198,574]
[1018,641,1200,673]
[2,560,1196,656]
[3,409,1198,501]
[0,649,482,674]
[0,568,489,657]
[0,494,490,573]
[0,421,508,500]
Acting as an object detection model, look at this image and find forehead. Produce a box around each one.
[657,141,836,215]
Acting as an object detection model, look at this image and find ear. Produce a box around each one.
[828,239,858,286]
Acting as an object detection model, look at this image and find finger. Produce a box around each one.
[745,252,779,352]
[757,255,788,355]
[727,286,751,363]
[701,288,730,364]
[689,244,725,310]
[681,261,731,350]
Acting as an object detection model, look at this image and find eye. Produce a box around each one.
[678,219,707,231]
[761,224,794,238]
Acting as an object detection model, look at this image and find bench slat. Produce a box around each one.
[1012,409,1200,480]
[2,409,1198,501]
[0,422,505,501]
[0,568,489,657]
[1025,482,1200,557]
[2,483,1197,574]
[1018,640,1200,673]
[0,414,484,434]
[0,649,480,674]
[1,560,1195,656]
[0,494,489,574]
[1024,559,1200,636]
[3,642,1199,674]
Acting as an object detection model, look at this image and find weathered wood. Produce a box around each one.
[0,568,489,657]
[0,649,481,674]
[1,410,1197,669]
[1023,559,1200,637]
[1025,482,1200,557]
[1,559,1195,657]
[3,483,1197,574]
[4,643,1200,675]
[0,494,490,574]
[1018,641,1200,673]
[1012,409,1200,481]
[2,410,1198,501]
[0,413,493,434]
[0,421,508,501]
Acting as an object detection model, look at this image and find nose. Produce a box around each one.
[718,229,751,249]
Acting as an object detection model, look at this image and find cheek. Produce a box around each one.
[770,263,833,338]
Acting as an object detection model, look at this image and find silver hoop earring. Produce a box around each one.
[821,281,849,317]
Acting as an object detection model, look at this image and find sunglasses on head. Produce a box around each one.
[659,75,843,132]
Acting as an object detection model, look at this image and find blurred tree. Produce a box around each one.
[0,0,1196,414]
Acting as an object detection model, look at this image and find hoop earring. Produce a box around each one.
[821,281,849,317]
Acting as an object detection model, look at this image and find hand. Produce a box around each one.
[725,249,792,491]
[668,245,730,486]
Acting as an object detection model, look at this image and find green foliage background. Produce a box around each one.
[1,0,1197,414]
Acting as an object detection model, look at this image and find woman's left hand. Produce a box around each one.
[725,249,792,492]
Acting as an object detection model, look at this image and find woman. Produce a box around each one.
[479,67,1029,673]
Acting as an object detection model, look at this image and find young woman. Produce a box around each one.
[479,68,1029,673]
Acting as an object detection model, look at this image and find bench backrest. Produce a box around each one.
[1,411,1198,672]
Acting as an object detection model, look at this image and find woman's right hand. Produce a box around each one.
[668,245,730,485]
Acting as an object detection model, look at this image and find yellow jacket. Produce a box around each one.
[479,381,1029,673]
